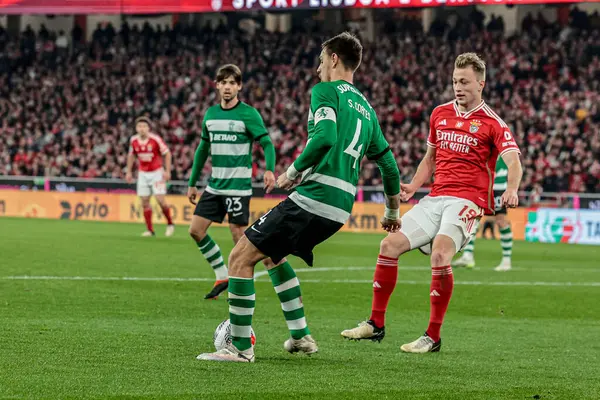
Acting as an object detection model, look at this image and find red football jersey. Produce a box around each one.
[128,133,169,172]
[426,100,520,214]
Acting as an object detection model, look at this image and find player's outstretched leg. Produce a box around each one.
[495,215,513,271]
[264,259,317,355]
[401,234,455,354]
[452,236,475,268]
[342,231,410,342]
[197,236,265,363]
[189,216,228,299]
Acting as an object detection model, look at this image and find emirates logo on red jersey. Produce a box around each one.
[436,129,479,154]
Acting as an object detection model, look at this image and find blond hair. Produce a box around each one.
[455,53,486,80]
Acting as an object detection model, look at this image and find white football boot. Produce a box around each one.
[452,253,475,269]
[341,320,385,342]
[284,335,318,355]
[400,333,441,353]
[494,258,512,272]
[141,231,155,237]
[196,344,255,363]
[165,224,175,237]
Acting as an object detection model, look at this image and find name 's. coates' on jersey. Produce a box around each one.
[336,83,373,121]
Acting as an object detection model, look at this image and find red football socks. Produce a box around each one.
[161,205,173,225]
[426,265,454,342]
[143,207,154,233]
[370,254,398,328]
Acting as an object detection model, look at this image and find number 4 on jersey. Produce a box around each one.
[344,118,363,169]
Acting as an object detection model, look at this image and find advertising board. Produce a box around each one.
[525,208,600,245]
[0,0,593,14]
[0,190,531,238]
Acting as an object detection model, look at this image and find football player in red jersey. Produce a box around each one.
[341,53,523,352]
[126,116,175,237]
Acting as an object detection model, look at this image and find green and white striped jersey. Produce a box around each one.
[201,102,268,197]
[290,81,390,224]
[493,156,508,191]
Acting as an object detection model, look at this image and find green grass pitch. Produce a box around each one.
[1,217,600,399]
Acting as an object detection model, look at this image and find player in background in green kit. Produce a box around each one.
[187,64,276,300]
[452,157,514,271]
[197,32,402,363]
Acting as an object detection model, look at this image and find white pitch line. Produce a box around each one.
[0,275,215,282]
[294,279,600,287]
[255,266,600,276]
[2,272,600,287]
[3,265,597,284]
[255,265,600,277]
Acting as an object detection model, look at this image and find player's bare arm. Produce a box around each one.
[386,193,401,210]
[263,171,275,193]
[501,151,522,208]
[187,186,199,205]
[277,169,300,190]
[401,146,436,202]
[381,193,401,233]
[163,151,172,182]
[372,147,402,233]
[125,152,135,183]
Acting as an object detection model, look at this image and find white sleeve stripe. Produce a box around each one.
[484,105,508,127]
[499,148,520,157]
[427,141,436,148]
[314,107,336,125]
[483,105,508,128]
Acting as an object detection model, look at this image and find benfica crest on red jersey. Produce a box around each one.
[470,120,482,133]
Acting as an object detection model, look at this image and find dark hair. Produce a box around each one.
[216,64,242,84]
[135,116,152,127]
[321,32,363,72]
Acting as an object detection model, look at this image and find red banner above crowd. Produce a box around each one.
[0,0,596,14]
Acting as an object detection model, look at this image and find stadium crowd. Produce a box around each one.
[0,10,599,194]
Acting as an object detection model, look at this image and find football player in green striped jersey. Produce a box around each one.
[197,32,401,363]
[187,64,276,300]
